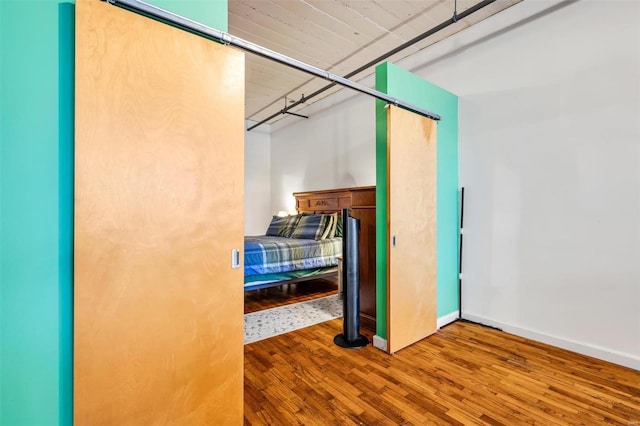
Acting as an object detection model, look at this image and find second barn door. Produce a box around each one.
[387,105,437,354]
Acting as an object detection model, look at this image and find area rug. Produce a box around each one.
[244,294,343,344]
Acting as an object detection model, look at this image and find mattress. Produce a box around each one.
[244,235,342,278]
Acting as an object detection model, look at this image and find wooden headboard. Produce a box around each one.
[293,186,375,214]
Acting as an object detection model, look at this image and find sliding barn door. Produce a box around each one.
[75,0,244,424]
[387,106,437,353]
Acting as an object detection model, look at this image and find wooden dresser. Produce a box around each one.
[293,186,376,331]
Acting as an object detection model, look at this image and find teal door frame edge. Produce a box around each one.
[59,3,75,424]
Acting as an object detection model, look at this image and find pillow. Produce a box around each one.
[321,212,338,239]
[280,214,301,238]
[265,216,287,236]
[335,213,343,237]
[265,214,300,238]
[290,214,331,240]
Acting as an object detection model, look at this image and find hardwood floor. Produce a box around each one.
[244,279,339,314]
[244,320,640,425]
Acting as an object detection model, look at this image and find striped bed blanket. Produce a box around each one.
[244,236,342,277]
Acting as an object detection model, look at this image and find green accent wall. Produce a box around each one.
[375,62,459,339]
[0,1,227,424]
[1,3,74,424]
[148,0,228,31]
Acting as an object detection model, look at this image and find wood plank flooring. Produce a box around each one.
[244,279,339,314]
[244,320,640,425]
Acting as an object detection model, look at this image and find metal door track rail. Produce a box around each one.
[104,0,441,122]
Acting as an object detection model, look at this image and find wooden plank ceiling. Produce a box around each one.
[229,0,521,126]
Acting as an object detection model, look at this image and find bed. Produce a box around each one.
[243,234,341,291]
[243,187,364,292]
[243,187,376,301]
[243,194,341,291]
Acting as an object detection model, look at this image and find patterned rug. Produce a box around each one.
[244,294,343,344]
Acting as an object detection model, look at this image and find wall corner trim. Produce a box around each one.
[372,335,387,352]
[437,311,460,329]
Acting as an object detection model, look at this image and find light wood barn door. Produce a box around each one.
[387,106,437,354]
[74,0,244,424]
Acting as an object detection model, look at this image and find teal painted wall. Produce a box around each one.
[1,3,74,424]
[0,1,227,425]
[375,62,459,339]
[148,0,228,31]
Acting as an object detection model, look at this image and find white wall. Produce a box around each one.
[244,121,272,235]
[448,1,639,369]
[266,1,640,368]
[270,91,376,213]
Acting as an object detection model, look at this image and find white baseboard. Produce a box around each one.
[462,313,640,371]
[437,310,460,329]
[372,335,387,352]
